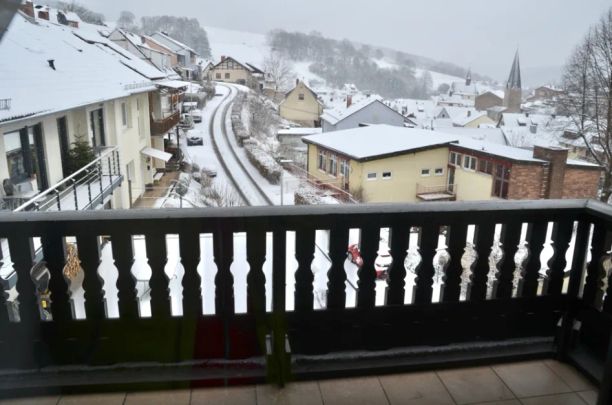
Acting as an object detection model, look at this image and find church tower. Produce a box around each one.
[503,51,522,113]
[465,68,472,86]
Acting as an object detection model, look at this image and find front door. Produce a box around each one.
[90,108,105,148]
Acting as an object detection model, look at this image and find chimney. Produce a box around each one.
[20,1,34,18]
[296,78,300,86]
[37,8,50,21]
[533,146,568,199]
[467,110,471,117]
[346,95,353,108]
[221,55,226,62]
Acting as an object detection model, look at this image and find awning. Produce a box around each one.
[141,147,172,162]
[155,79,191,89]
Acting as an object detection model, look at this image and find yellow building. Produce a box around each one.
[210,56,263,89]
[303,125,457,203]
[279,80,324,127]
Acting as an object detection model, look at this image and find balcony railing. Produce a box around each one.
[150,110,180,136]
[0,200,611,403]
[10,146,122,212]
[417,183,457,201]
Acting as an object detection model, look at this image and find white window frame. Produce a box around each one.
[382,171,392,180]
[434,168,444,176]
[318,150,326,172]
[421,168,431,177]
[366,172,377,181]
[329,154,337,177]
[298,93,305,101]
[463,155,477,171]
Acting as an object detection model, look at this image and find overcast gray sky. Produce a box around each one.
[79,0,610,81]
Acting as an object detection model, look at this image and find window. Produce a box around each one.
[449,152,462,166]
[318,150,326,171]
[421,169,431,176]
[225,73,230,79]
[329,154,337,176]
[298,93,305,101]
[340,160,350,177]
[434,168,444,176]
[463,155,476,171]
[478,159,493,174]
[215,73,221,79]
[382,171,392,179]
[367,172,377,180]
[493,164,510,199]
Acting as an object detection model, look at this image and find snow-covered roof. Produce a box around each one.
[438,127,509,146]
[278,128,323,136]
[0,14,163,123]
[303,124,600,168]
[321,96,402,126]
[151,32,197,55]
[302,125,457,161]
[155,79,191,89]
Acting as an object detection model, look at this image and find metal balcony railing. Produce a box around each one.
[0,200,611,403]
[150,110,180,136]
[11,146,122,212]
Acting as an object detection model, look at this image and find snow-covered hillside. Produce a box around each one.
[205,25,466,95]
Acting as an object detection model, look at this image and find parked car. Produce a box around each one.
[186,136,203,146]
[182,101,198,113]
[347,244,390,279]
[179,113,194,129]
[190,109,202,123]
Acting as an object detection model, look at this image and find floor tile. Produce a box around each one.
[544,360,596,392]
[256,382,323,405]
[124,389,190,405]
[520,392,588,405]
[470,401,520,405]
[191,386,255,405]
[379,372,454,405]
[492,361,572,398]
[437,366,515,405]
[58,393,125,405]
[577,390,598,405]
[319,377,388,405]
[0,397,59,405]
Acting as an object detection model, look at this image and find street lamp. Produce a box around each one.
[279,159,293,206]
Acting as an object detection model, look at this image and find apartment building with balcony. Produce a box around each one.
[0,10,170,211]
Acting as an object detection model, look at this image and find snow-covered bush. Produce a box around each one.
[244,142,282,184]
[294,185,323,205]
[175,173,191,196]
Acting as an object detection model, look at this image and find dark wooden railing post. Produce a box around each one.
[583,224,612,309]
[493,221,522,299]
[76,234,106,320]
[413,224,439,304]
[544,220,574,296]
[518,221,548,297]
[467,221,496,301]
[246,227,266,315]
[441,223,468,302]
[386,223,409,305]
[327,226,349,309]
[145,232,171,319]
[213,227,235,360]
[179,228,202,318]
[41,232,72,321]
[294,228,315,312]
[269,230,290,385]
[567,221,591,299]
[356,224,379,308]
[111,233,139,319]
[8,235,38,323]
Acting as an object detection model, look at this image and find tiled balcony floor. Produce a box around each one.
[0,360,598,405]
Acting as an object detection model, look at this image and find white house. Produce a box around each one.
[0,11,170,211]
[320,96,407,133]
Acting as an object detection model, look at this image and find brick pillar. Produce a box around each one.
[20,0,34,18]
[533,146,569,199]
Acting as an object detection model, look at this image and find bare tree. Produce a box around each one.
[263,51,293,92]
[560,8,612,201]
[117,11,136,30]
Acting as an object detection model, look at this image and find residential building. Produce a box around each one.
[149,32,199,80]
[302,125,600,203]
[209,56,264,89]
[108,29,175,75]
[142,35,179,67]
[0,11,169,211]
[279,80,324,127]
[448,70,478,101]
[436,107,496,128]
[321,96,407,132]
[475,91,504,111]
[503,51,523,113]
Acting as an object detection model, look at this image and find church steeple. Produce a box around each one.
[503,50,523,113]
[465,68,472,86]
[506,50,521,89]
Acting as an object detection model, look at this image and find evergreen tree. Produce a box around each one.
[65,135,96,175]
